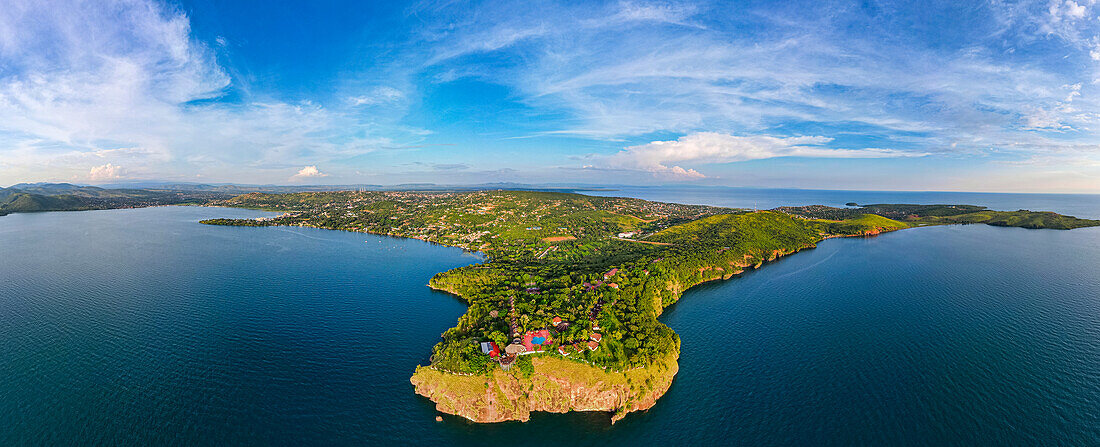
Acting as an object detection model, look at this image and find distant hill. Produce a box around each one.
[0,181,596,217]
[0,183,234,216]
[774,203,1100,230]
[0,192,90,213]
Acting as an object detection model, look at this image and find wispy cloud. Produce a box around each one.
[348,86,405,106]
[593,132,923,179]
[3,0,1100,191]
[0,0,412,184]
[413,0,1100,170]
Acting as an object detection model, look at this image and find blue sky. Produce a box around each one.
[1,0,1099,192]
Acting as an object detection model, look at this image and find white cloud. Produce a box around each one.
[417,1,1094,151]
[0,0,412,185]
[88,163,125,181]
[1065,83,1083,102]
[608,1,702,28]
[291,165,328,180]
[348,86,405,106]
[596,132,923,179]
[1051,0,1088,21]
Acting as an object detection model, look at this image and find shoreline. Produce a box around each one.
[410,225,901,424]
[193,191,1096,425]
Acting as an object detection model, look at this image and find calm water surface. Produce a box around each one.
[585,185,1100,219]
[2,191,1099,445]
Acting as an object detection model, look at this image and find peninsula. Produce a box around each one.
[200,190,1099,423]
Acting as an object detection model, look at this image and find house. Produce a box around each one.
[587,341,599,351]
[608,283,619,289]
[480,341,501,358]
[552,317,569,331]
[557,346,568,356]
[603,268,619,280]
[590,333,602,342]
[617,232,636,238]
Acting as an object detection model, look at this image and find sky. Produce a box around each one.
[1,0,1100,192]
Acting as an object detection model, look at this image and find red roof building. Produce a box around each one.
[587,341,599,351]
[590,333,602,342]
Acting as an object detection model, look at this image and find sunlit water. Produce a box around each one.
[2,190,1099,445]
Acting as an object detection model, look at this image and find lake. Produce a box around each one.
[1,190,1098,445]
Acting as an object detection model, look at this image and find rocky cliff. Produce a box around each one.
[411,348,678,424]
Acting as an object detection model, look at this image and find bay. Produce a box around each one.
[1,190,1098,445]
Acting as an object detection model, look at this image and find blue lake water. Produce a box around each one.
[1,190,1099,445]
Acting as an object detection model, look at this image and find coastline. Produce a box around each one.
[193,191,1096,425]
[410,224,896,424]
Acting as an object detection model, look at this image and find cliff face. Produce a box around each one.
[411,349,678,424]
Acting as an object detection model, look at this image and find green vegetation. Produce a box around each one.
[203,190,915,375]
[202,190,1096,421]
[0,183,231,216]
[919,209,1100,229]
[777,203,1100,230]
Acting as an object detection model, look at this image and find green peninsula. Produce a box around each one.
[202,190,1099,423]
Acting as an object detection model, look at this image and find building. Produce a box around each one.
[587,341,599,351]
[505,343,526,356]
[590,333,602,342]
[480,341,501,358]
[603,268,619,280]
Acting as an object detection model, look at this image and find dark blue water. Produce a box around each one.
[2,193,1099,445]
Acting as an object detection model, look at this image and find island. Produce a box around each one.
[200,190,1100,423]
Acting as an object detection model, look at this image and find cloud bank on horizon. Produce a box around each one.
[1,0,1099,192]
